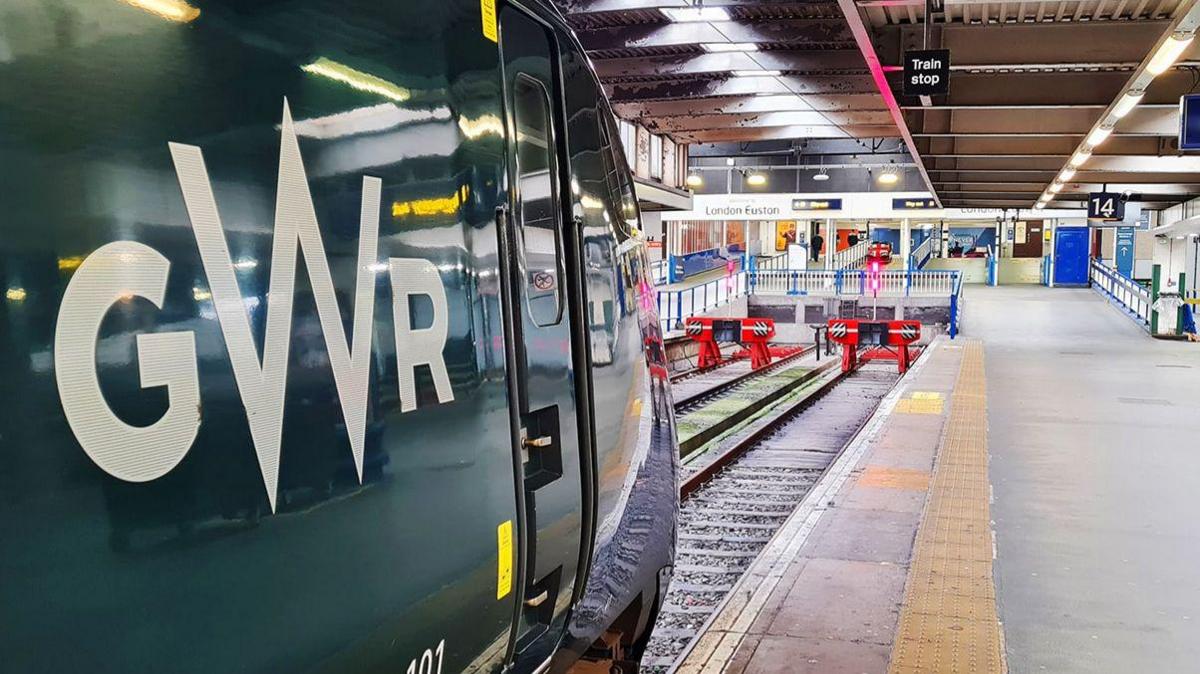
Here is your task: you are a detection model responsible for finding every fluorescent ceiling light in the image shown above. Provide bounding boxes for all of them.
[702,43,759,53]
[746,173,767,186]
[812,171,830,181]
[1069,149,1092,167]
[1147,34,1194,76]
[732,70,782,77]
[1059,167,1076,181]
[121,0,200,22]
[1087,126,1113,147]
[1049,182,1063,193]
[1112,92,1144,119]
[877,172,899,185]
[1035,202,1046,210]
[686,173,703,187]
[661,7,729,21]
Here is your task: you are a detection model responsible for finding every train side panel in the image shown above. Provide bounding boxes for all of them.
[0,1,522,672]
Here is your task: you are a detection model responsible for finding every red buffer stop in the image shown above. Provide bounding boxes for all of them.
[684,317,780,370]
[826,318,922,374]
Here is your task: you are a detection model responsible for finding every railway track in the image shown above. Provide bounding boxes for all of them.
[672,346,812,415]
[642,362,900,672]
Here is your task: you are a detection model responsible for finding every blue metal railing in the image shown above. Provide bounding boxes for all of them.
[656,268,963,332]
[1089,258,1151,331]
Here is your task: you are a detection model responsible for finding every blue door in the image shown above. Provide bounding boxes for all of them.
[1054,226,1090,285]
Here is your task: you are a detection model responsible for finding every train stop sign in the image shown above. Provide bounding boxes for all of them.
[903,49,950,96]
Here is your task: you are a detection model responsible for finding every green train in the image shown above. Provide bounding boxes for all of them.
[0,1,678,672]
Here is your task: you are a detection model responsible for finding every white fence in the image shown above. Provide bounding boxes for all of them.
[750,269,959,297]
[833,240,869,269]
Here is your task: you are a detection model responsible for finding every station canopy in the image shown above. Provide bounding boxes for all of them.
[555,0,1200,211]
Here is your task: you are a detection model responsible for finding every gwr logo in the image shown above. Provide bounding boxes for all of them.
[55,101,455,511]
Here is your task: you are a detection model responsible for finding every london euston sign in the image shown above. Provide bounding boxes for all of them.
[903,49,950,96]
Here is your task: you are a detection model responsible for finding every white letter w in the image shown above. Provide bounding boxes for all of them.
[169,99,380,512]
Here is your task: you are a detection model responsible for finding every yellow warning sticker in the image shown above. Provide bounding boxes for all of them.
[480,0,498,43]
[496,520,513,599]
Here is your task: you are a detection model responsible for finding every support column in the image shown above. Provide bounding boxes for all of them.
[825,217,835,270]
[900,218,912,270]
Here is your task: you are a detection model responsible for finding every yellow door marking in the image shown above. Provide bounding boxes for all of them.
[480,0,498,42]
[497,520,513,599]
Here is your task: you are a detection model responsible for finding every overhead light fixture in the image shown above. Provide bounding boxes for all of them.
[1112,91,1144,119]
[877,170,899,185]
[1035,202,1046,210]
[1049,182,1064,193]
[702,43,759,53]
[732,70,782,77]
[1087,126,1114,147]
[812,171,830,181]
[1069,148,1092,167]
[121,0,200,22]
[1059,167,1076,182]
[746,172,767,186]
[661,7,730,22]
[686,173,703,187]
[1147,34,1194,76]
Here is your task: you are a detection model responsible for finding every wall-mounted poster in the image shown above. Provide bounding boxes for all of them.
[775,220,797,251]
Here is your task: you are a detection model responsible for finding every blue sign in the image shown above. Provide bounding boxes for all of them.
[1181,94,1200,151]
[792,198,843,211]
[1115,227,1135,277]
[893,197,938,209]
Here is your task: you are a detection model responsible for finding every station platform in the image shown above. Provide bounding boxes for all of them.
[675,336,999,674]
[672,285,1200,672]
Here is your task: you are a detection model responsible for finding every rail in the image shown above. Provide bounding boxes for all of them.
[650,258,668,285]
[656,268,964,335]
[833,240,869,269]
[656,271,747,332]
[910,236,934,270]
[1090,259,1151,330]
[755,253,789,271]
[750,269,959,297]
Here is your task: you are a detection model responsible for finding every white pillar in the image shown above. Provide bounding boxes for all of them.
[825,218,835,269]
[900,218,912,270]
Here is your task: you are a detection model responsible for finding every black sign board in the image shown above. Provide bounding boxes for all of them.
[893,197,938,209]
[1087,192,1125,221]
[792,198,843,211]
[903,49,950,96]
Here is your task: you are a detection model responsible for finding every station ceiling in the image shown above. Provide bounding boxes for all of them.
[559,0,1200,211]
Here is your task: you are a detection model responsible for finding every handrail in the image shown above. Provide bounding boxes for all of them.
[655,267,964,333]
[833,240,870,270]
[650,258,669,286]
[1089,258,1151,330]
[911,236,934,270]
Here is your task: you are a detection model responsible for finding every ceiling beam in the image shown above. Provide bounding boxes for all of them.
[642,109,895,133]
[671,124,902,143]
[607,74,879,102]
[575,18,852,51]
[834,0,938,202]
[593,49,867,79]
[612,93,888,118]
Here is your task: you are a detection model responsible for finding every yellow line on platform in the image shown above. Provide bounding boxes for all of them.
[889,340,1005,674]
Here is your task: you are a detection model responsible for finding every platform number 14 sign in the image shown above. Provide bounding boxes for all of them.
[1088,192,1125,221]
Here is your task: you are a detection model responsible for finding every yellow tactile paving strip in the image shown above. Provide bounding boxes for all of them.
[889,340,1005,674]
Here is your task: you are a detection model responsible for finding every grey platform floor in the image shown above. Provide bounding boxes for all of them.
[968,285,1200,672]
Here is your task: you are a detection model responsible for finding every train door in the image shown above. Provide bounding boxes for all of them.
[498,4,586,669]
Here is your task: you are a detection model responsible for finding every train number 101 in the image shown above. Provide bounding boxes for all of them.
[407,639,445,674]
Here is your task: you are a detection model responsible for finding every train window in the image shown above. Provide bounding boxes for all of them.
[513,73,565,326]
